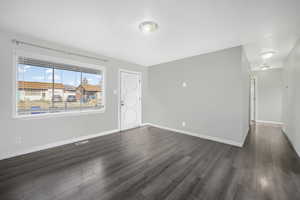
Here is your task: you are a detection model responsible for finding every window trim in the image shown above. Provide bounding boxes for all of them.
[12,50,106,119]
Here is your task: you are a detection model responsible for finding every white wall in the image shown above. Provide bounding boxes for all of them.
[0,30,148,159]
[254,69,283,123]
[146,46,250,146]
[282,38,300,156]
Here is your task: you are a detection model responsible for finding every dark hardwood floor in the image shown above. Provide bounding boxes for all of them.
[0,125,300,200]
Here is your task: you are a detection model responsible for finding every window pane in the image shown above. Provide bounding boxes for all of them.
[17,64,53,115]
[16,57,105,117]
[52,69,81,113]
[80,72,103,110]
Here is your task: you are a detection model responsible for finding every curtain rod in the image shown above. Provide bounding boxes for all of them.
[12,39,109,63]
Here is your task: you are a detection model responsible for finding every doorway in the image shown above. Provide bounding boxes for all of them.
[119,70,142,130]
[250,77,256,124]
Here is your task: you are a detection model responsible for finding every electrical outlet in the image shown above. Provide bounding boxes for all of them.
[182,121,186,127]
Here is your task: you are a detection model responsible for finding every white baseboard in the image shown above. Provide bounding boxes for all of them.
[141,123,151,127]
[281,129,300,158]
[296,148,300,158]
[255,120,284,127]
[293,144,300,158]
[120,124,148,132]
[146,123,243,147]
[241,126,250,146]
[0,128,120,161]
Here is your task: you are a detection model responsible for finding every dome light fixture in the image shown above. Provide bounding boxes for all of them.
[260,64,271,71]
[139,21,159,33]
[261,50,276,60]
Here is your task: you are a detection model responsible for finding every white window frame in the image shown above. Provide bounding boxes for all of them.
[12,50,106,119]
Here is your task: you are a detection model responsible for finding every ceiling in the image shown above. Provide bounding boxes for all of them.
[0,0,300,66]
[243,34,299,71]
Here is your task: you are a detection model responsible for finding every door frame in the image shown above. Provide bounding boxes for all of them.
[250,77,257,123]
[118,69,142,131]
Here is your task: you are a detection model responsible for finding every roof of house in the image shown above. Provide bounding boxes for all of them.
[18,81,101,92]
[79,84,101,92]
[18,81,64,90]
[64,84,77,91]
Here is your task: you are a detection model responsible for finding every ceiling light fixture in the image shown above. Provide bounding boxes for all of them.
[261,50,276,60]
[139,21,159,33]
[260,64,271,71]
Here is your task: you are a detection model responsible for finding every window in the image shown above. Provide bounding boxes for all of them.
[16,56,105,117]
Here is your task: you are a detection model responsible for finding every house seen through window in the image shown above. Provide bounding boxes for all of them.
[16,57,104,116]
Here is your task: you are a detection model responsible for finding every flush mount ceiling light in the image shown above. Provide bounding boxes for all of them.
[139,21,159,33]
[261,50,276,60]
[260,64,271,71]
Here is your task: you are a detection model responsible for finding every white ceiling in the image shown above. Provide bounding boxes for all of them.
[0,0,300,66]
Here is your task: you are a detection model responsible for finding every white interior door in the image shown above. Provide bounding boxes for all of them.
[120,70,141,130]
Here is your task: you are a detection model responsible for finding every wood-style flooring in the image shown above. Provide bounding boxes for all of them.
[0,125,300,200]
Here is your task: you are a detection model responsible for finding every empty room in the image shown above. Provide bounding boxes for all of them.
[0,0,300,199]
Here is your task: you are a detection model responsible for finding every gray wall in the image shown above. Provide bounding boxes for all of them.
[255,69,283,123]
[0,30,252,158]
[0,30,148,159]
[241,50,251,140]
[147,46,250,145]
[282,38,300,156]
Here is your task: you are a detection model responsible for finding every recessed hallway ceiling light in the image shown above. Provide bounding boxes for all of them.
[139,21,159,33]
[261,51,276,60]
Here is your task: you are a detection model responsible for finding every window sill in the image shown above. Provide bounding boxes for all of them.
[13,108,106,120]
